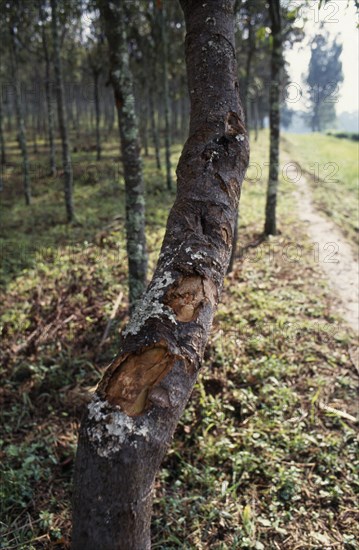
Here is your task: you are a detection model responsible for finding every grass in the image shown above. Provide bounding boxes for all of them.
[282,132,359,248]
[1,130,358,549]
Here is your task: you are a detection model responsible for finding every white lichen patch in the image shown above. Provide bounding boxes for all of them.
[185,247,208,261]
[87,396,150,458]
[191,251,207,260]
[123,270,177,336]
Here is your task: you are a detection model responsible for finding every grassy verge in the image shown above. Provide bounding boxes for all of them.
[282,132,359,248]
[1,131,358,549]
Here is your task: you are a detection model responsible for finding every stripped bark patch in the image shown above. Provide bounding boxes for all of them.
[105,343,175,415]
[221,225,231,245]
[164,276,217,322]
[225,110,245,138]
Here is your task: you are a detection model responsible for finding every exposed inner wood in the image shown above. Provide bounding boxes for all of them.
[164,276,217,322]
[105,344,174,415]
[225,110,244,137]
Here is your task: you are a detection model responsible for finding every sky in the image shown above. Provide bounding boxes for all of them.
[284,0,358,114]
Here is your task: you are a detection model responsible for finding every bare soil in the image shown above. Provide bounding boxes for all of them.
[288,161,359,334]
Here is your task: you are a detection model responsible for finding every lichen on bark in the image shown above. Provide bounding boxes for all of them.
[87,396,151,457]
[99,0,148,306]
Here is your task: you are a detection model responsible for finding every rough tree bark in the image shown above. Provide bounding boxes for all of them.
[40,2,57,177]
[72,1,249,548]
[97,1,147,307]
[9,27,31,205]
[50,0,75,222]
[264,0,281,236]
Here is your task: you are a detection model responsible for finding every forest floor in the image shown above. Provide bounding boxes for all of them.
[0,130,358,549]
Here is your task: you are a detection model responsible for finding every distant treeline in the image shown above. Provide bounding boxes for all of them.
[327,131,359,142]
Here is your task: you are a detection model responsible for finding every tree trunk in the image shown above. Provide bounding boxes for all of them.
[5,100,12,133]
[97,1,148,307]
[93,69,101,161]
[264,0,281,236]
[0,92,6,165]
[141,92,149,157]
[51,0,74,222]
[72,1,249,548]
[253,98,259,141]
[148,82,161,170]
[32,110,38,155]
[172,92,178,139]
[243,18,254,126]
[227,13,254,273]
[10,29,31,205]
[40,5,57,176]
[159,2,172,190]
[0,90,4,191]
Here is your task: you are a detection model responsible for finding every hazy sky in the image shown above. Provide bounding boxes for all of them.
[284,1,358,114]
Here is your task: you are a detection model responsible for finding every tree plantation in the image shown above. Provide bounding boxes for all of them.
[0,1,358,549]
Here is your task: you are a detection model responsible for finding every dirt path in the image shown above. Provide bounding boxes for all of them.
[286,161,359,335]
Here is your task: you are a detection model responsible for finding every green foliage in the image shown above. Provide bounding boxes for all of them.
[1,441,56,511]
[305,33,344,131]
[327,131,359,142]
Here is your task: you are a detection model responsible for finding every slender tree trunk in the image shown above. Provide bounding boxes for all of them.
[159,2,172,190]
[243,20,254,126]
[228,16,253,273]
[264,0,281,236]
[172,93,178,138]
[45,60,57,176]
[107,95,115,135]
[93,69,101,161]
[0,94,5,165]
[0,91,4,191]
[10,29,31,205]
[6,99,12,133]
[72,1,249,548]
[75,95,80,140]
[148,82,161,170]
[97,1,148,307]
[141,93,149,157]
[50,0,74,222]
[40,5,57,177]
[253,98,259,141]
[32,110,38,154]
